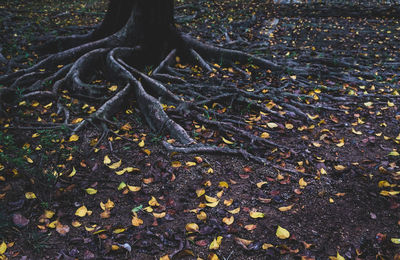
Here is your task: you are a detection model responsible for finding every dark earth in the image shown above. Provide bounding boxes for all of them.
[0,0,399,259]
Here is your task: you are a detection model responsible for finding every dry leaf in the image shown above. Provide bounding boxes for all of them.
[185,223,199,232]
[75,205,88,217]
[222,216,234,225]
[276,226,290,239]
[249,211,264,218]
[108,160,122,169]
[25,192,37,199]
[209,236,222,250]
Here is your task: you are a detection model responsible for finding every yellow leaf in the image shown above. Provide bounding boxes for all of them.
[222,216,234,225]
[228,207,240,214]
[267,122,278,128]
[209,236,223,250]
[256,181,268,188]
[160,255,170,260]
[103,155,111,165]
[262,243,274,250]
[69,135,79,142]
[389,150,400,156]
[108,160,122,169]
[276,226,290,239]
[75,205,88,217]
[260,132,270,138]
[71,220,81,227]
[364,101,373,107]
[378,181,391,188]
[222,137,234,144]
[127,185,141,192]
[278,204,294,212]
[197,211,207,221]
[25,192,37,199]
[285,123,294,129]
[352,128,362,135]
[138,140,145,148]
[208,253,219,260]
[115,169,126,175]
[336,138,345,147]
[0,241,7,254]
[334,165,346,171]
[196,189,205,197]
[143,149,151,155]
[391,238,400,244]
[249,211,264,218]
[205,195,218,203]
[44,210,55,219]
[71,118,83,124]
[68,167,76,177]
[185,161,196,167]
[185,223,199,232]
[312,142,321,147]
[108,85,118,91]
[299,178,308,188]
[224,199,233,206]
[218,181,229,188]
[125,167,140,172]
[132,215,143,226]
[32,133,40,138]
[171,161,181,168]
[207,168,214,174]
[206,200,219,207]
[149,196,160,207]
[25,156,33,163]
[85,188,97,195]
[334,252,345,260]
[307,114,319,120]
[113,228,125,234]
[48,220,58,228]
[153,212,166,218]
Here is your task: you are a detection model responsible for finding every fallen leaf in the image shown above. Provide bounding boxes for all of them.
[205,200,219,207]
[276,226,290,239]
[185,223,199,232]
[25,192,37,199]
[197,211,207,221]
[113,228,125,234]
[108,160,122,169]
[209,236,223,250]
[249,211,264,218]
[334,165,346,171]
[218,181,229,188]
[138,140,145,147]
[245,224,257,231]
[104,155,111,165]
[75,205,88,217]
[69,135,79,142]
[222,136,234,144]
[222,216,234,225]
[228,207,240,214]
[262,243,274,250]
[56,222,70,236]
[205,195,218,203]
[68,167,77,177]
[278,204,294,212]
[85,188,97,195]
[299,178,308,188]
[0,241,6,254]
[149,196,160,207]
[132,215,143,226]
[391,238,400,244]
[171,161,181,168]
[267,122,278,128]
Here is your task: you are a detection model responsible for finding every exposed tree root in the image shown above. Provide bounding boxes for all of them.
[1,8,391,173]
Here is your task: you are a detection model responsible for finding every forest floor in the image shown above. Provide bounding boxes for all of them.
[0,0,399,259]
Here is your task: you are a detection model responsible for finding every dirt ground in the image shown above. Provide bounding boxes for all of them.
[0,1,399,259]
